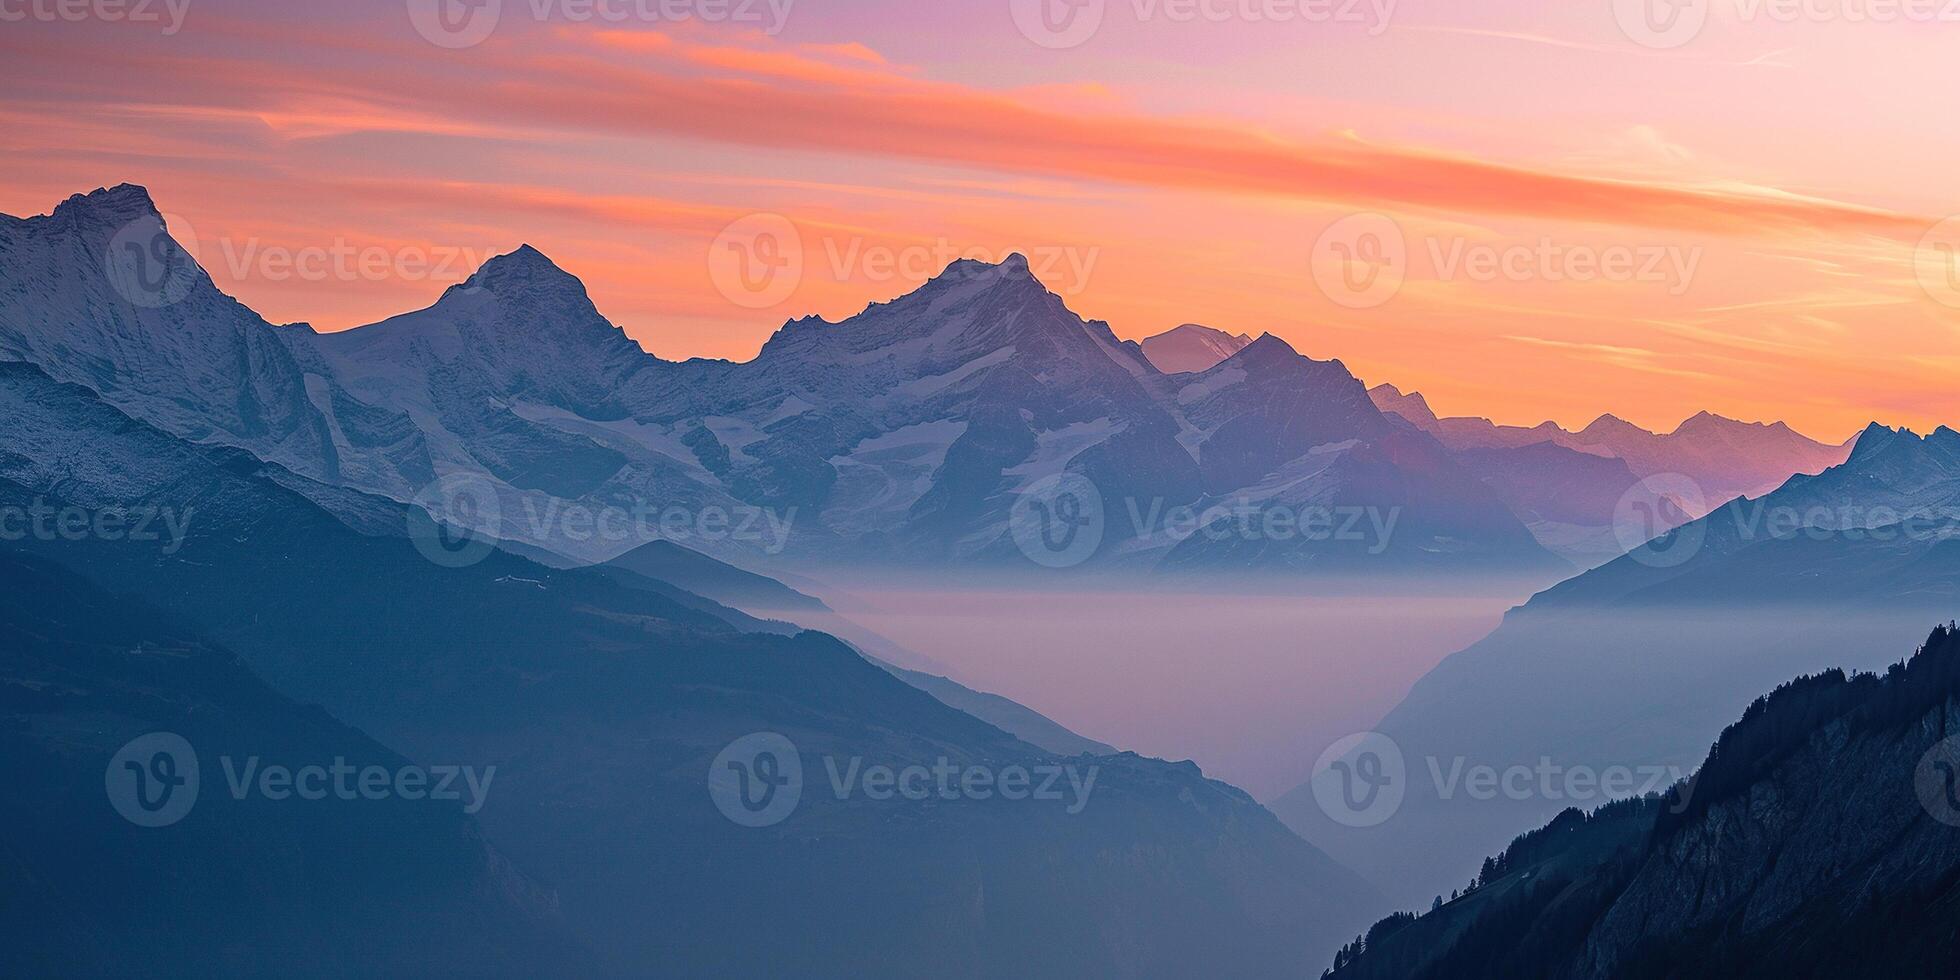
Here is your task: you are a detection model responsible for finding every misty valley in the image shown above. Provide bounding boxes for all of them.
[6,4,1960,978]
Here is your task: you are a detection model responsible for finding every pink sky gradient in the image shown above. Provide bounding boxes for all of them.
[3,0,1956,440]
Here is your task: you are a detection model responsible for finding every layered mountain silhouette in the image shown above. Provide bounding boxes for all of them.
[4,183,1933,975]
[0,357,1385,975]
[1368,383,1852,566]
[1,187,1563,579]
[1276,422,1960,907]
[1325,625,1960,979]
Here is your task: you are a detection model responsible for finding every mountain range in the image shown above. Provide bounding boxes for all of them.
[1368,384,1853,567]
[2,182,1937,974]
[3,186,1577,580]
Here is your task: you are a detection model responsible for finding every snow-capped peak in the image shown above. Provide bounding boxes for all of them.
[1140,323,1255,374]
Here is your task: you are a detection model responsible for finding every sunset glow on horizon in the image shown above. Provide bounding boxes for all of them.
[5,0,1956,441]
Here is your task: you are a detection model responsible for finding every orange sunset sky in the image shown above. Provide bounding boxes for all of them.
[3,0,1956,441]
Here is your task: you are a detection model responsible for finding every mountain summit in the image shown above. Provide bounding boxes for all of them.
[46,182,164,228]
[1141,323,1255,373]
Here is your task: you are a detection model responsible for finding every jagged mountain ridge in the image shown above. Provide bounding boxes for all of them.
[0,185,1561,577]
[1368,382,1853,567]
[1369,383,1852,505]
[0,185,438,496]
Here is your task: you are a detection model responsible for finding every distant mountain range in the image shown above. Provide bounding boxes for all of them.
[1369,383,1853,567]
[1325,625,1960,979]
[1276,422,1960,907]
[2,186,1573,580]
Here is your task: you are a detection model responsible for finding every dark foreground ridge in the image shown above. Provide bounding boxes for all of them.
[1328,624,1960,980]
